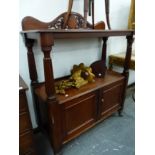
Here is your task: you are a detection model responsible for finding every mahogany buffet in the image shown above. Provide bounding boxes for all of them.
[21,13,134,154]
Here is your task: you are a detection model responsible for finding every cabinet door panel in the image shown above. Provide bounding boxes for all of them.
[63,92,97,140]
[101,83,123,117]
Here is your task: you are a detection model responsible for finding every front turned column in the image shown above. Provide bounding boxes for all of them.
[119,35,134,116]
[40,33,55,97]
[40,33,63,154]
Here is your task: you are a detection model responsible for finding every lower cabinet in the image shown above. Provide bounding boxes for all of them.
[61,81,124,143]
[34,72,125,153]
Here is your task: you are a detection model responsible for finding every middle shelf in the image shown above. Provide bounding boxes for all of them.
[35,70,124,104]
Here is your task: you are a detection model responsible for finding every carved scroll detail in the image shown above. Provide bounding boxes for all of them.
[74,15,86,29]
[48,17,65,30]
[22,12,105,31]
[48,12,92,30]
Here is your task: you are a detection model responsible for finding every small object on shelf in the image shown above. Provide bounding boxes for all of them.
[65,94,69,97]
[98,73,102,77]
[90,60,107,78]
[71,63,95,83]
[55,80,75,94]
[71,69,88,88]
[55,63,95,94]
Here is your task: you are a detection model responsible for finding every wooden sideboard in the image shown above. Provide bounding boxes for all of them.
[19,76,36,155]
[21,14,134,154]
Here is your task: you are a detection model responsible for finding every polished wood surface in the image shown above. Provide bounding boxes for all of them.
[21,13,134,154]
[19,76,36,155]
[21,29,134,40]
[22,12,104,31]
[35,70,124,103]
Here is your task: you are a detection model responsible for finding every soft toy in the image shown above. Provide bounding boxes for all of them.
[55,63,95,94]
[70,69,88,88]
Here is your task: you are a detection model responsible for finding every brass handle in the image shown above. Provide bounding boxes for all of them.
[101,98,104,102]
[51,116,54,125]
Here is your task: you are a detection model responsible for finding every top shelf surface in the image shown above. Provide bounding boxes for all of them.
[21,29,134,39]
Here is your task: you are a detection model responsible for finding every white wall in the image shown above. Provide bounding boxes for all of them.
[19,0,134,128]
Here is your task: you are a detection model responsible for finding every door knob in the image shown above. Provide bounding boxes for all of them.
[101,98,104,102]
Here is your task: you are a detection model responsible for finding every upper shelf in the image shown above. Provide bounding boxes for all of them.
[21,29,134,40]
[21,14,134,40]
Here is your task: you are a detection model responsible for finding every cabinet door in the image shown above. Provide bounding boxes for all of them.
[62,92,97,142]
[100,82,123,119]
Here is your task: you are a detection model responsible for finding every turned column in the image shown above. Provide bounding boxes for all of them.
[90,37,108,78]
[123,35,134,75]
[25,38,38,84]
[40,32,63,154]
[119,34,134,116]
[25,37,42,128]
[40,33,55,97]
[101,37,108,62]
